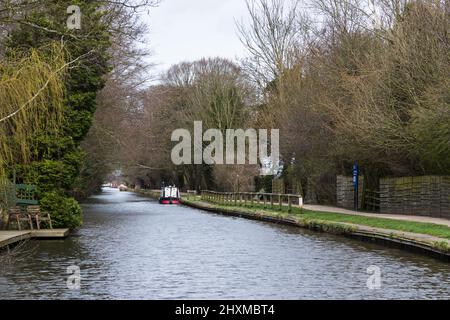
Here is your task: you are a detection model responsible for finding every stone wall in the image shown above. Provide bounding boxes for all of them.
[336,175,364,210]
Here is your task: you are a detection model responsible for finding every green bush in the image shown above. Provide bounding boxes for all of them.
[24,160,71,193]
[40,191,82,229]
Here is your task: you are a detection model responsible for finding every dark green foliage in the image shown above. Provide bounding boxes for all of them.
[254,175,273,193]
[7,1,112,228]
[63,109,94,141]
[24,160,72,193]
[40,191,82,229]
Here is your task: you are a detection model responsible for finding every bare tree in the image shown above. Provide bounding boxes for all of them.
[237,0,306,87]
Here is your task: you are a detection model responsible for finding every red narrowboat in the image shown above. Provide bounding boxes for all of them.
[159,186,181,204]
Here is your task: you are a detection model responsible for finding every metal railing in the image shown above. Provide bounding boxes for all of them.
[201,190,303,213]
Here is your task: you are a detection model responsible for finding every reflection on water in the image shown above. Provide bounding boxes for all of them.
[0,188,449,299]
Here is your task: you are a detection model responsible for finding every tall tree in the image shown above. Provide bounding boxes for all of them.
[1,1,143,227]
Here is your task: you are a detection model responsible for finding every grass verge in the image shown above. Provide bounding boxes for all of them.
[185,197,450,240]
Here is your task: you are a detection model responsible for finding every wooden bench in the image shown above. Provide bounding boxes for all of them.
[15,184,39,206]
[7,206,33,230]
[5,184,52,230]
[26,205,52,230]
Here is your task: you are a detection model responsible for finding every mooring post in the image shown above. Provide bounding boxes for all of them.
[298,195,303,208]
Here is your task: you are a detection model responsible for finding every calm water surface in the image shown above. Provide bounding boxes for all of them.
[0,188,449,299]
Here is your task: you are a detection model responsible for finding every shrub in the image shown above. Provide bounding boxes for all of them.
[39,191,82,229]
[23,160,73,194]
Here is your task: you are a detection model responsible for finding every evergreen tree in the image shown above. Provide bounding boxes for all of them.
[7,1,111,228]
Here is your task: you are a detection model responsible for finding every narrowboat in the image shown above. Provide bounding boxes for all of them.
[159,186,181,204]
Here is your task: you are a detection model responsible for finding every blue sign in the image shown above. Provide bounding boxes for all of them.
[353,162,359,211]
[353,163,359,187]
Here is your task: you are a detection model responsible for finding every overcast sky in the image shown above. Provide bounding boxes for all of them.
[140,0,250,77]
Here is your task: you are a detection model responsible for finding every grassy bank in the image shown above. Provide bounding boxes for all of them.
[184,197,450,241]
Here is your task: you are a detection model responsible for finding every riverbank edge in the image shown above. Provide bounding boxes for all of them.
[134,189,450,262]
[0,229,70,250]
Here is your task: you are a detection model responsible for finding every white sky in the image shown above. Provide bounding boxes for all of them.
[140,0,250,77]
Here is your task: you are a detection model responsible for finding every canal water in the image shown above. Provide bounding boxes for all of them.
[0,188,449,299]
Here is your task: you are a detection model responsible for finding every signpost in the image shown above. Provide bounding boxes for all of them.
[353,162,359,211]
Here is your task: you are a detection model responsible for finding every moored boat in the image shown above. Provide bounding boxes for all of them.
[159,186,180,204]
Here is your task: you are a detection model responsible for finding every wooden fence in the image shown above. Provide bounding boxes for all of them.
[380,176,450,219]
[201,190,303,213]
